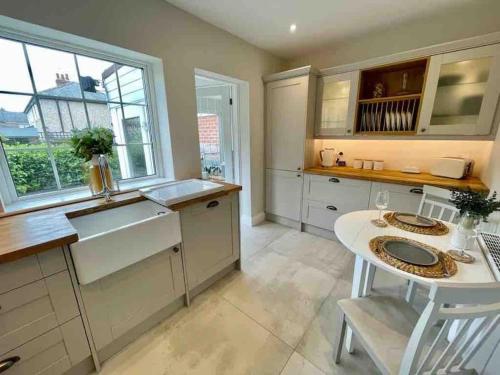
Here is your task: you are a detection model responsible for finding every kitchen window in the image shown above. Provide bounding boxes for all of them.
[0,33,164,206]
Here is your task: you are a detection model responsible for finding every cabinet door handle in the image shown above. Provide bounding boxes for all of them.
[297,167,302,171]
[173,247,180,253]
[297,174,302,177]
[207,200,219,208]
[329,178,340,183]
[410,188,424,194]
[326,205,337,211]
[0,357,20,373]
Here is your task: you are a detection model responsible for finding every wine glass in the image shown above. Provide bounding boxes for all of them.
[372,190,389,227]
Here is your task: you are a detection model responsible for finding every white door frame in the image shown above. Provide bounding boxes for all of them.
[194,68,251,220]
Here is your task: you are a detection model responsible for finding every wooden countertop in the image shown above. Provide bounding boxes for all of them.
[304,166,489,192]
[0,181,241,264]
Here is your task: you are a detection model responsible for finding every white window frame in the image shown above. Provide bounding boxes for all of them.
[0,15,174,207]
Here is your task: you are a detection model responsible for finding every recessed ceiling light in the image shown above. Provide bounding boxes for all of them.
[289,24,297,33]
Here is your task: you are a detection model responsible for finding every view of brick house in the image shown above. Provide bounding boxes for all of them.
[198,114,220,145]
[197,113,222,172]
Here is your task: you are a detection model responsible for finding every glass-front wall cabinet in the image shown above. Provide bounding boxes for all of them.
[419,45,500,135]
[315,71,359,136]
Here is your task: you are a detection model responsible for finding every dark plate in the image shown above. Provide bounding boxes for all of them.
[394,212,437,228]
[382,239,439,266]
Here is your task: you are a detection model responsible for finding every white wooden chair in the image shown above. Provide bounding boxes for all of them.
[334,282,500,375]
[406,186,460,303]
[417,185,459,224]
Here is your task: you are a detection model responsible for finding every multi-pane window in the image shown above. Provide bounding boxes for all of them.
[0,36,156,199]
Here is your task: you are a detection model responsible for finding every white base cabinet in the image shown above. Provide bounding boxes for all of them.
[0,248,90,375]
[302,174,371,231]
[79,246,185,351]
[266,169,303,222]
[180,193,240,290]
[299,174,425,232]
[369,182,423,213]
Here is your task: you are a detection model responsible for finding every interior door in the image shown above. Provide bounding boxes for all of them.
[266,76,308,171]
[315,71,359,136]
[196,83,234,182]
[418,44,500,135]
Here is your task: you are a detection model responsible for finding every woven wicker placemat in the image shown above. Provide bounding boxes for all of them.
[384,212,449,236]
[369,236,457,278]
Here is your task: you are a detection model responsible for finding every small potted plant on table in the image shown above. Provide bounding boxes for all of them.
[70,128,115,195]
[449,189,500,262]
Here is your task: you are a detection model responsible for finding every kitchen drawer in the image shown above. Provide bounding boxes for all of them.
[0,248,67,295]
[37,248,67,277]
[303,174,371,212]
[0,256,42,295]
[302,200,342,231]
[369,182,423,213]
[0,326,71,375]
[0,271,79,355]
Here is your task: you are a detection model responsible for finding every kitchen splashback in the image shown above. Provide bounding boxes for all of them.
[314,139,493,177]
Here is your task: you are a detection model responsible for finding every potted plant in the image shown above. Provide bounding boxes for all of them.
[449,189,500,258]
[70,128,115,194]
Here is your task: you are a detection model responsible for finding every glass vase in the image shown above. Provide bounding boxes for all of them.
[88,154,113,195]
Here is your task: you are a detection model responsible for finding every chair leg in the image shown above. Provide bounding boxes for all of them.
[406,280,418,304]
[334,311,347,364]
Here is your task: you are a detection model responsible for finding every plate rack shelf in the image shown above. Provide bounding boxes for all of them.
[355,58,429,135]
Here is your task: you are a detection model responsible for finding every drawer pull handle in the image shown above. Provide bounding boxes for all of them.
[173,247,180,253]
[329,178,340,183]
[207,200,219,208]
[326,205,337,211]
[410,188,423,194]
[297,174,302,178]
[0,357,20,373]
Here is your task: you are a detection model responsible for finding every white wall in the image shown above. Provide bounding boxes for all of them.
[0,0,284,219]
[286,0,500,69]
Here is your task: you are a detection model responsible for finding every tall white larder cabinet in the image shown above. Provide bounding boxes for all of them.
[264,67,317,223]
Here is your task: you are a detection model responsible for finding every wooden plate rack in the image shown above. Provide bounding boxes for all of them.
[355,58,429,135]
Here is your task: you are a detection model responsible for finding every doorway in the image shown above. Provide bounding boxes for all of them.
[195,74,236,182]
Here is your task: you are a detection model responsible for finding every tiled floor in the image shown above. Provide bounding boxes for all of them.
[97,221,412,375]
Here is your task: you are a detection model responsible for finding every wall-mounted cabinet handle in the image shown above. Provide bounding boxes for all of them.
[207,200,219,208]
[0,357,20,373]
[326,205,337,211]
[410,188,424,194]
[329,178,340,183]
[173,247,180,253]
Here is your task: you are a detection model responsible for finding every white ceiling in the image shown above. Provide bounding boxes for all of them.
[166,0,475,58]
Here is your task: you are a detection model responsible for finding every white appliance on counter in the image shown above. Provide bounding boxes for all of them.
[430,157,474,179]
[319,148,337,167]
[140,179,224,206]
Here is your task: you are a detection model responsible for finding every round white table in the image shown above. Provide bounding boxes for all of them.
[334,210,496,352]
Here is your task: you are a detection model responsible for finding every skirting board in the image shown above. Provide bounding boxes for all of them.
[265,213,301,230]
[265,214,338,241]
[241,211,266,226]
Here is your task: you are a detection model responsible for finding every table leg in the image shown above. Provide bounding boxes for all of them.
[346,255,368,353]
[363,262,376,296]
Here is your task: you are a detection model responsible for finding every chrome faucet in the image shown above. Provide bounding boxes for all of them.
[94,154,119,202]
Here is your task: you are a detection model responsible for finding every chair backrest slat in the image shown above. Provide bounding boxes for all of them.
[417,185,459,224]
[400,281,500,375]
[444,317,493,372]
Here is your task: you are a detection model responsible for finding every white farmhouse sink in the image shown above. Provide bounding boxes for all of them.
[69,200,181,285]
[140,179,224,206]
